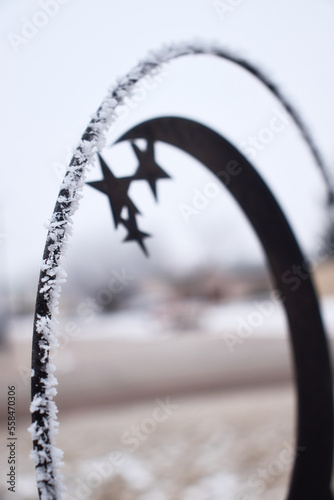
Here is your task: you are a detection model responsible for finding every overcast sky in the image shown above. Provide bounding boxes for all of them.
[1,0,334,296]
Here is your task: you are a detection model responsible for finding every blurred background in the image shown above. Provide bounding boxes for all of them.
[0,0,334,499]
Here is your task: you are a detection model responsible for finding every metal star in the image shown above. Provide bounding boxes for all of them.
[132,141,171,200]
[120,211,151,257]
[87,154,139,228]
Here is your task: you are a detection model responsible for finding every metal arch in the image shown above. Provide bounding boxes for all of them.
[30,41,334,498]
[117,116,334,500]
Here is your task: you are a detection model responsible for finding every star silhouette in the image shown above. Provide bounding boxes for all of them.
[132,141,171,200]
[87,154,139,228]
[120,211,151,257]
[87,144,171,256]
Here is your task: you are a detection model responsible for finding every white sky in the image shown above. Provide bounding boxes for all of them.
[1,0,334,294]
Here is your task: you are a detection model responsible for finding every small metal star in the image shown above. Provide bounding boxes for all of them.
[132,141,171,200]
[120,211,151,257]
[87,154,139,228]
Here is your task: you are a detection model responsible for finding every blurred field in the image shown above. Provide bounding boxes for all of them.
[0,260,333,499]
[0,385,295,500]
[0,327,333,499]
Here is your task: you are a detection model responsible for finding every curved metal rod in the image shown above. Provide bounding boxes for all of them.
[196,45,334,204]
[30,42,333,499]
[118,116,334,500]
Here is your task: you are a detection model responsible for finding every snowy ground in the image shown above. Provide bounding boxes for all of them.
[1,293,333,499]
[1,385,295,500]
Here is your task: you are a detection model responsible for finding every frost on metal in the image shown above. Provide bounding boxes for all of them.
[30,41,333,499]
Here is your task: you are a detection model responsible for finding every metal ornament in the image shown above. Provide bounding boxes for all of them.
[87,141,171,255]
[117,116,334,500]
[30,42,334,500]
